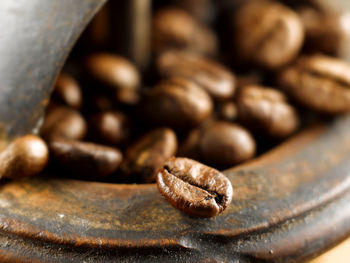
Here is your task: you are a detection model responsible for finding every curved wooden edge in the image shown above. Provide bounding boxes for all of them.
[1,116,350,262]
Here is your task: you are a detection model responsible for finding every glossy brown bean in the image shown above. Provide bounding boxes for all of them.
[49,138,122,180]
[237,85,299,138]
[88,111,130,146]
[86,53,140,90]
[279,55,350,114]
[157,50,236,100]
[152,8,217,55]
[53,73,82,109]
[121,128,177,183]
[234,1,304,69]
[40,106,87,141]
[156,157,233,217]
[198,121,256,168]
[141,77,213,130]
[0,135,48,179]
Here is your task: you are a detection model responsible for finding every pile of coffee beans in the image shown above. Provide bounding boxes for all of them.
[1,0,350,217]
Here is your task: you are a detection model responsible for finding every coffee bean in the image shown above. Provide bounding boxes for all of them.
[217,101,237,122]
[156,157,233,217]
[40,106,87,141]
[49,138,122,180]
[237,85,299,138]
[297,5,344,55]
[121,128,177,183]
[152,8,217,55]
[141,77,213,130]
[234,1,304,69]
[88,111,130,146]
[279,55,350,114]
[157,50,236,100]
[86,53,140,90]
[198,121,256,168]
[177,128,202,160]
[53,73,82,109]
[0,135,48,179]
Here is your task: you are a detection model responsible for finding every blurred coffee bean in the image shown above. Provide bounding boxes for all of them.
[237,85,299,137]
[198,121,256,168]
[88,111,130,146]
[157,50,236,100]
[152,8,217,55]
[40,106,87,141]
[0,135,48,179]
[50,138,122,180]
[177,128,201,160]
[53,73,82,109]
[297,6,344,55]
[141,77,213,130]
[168,0,212,22]
[85,94,114,113]
[86,53,140,92]
[236,73,263,90]
[121,128,177,183]
[156,157,233,217]
[279,55,350,114]
[217,102,237,122]
[234,0,304,69]
[115,89,140,106]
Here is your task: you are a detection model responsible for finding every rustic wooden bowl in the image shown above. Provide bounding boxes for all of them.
[1,1,350,262]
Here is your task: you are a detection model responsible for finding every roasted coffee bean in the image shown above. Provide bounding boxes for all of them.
[40,106,87,141]
[198,121,256,168]
[152,8,217,55]
[168,0,212,22]
[237,85,299,137]
[0,135,48,179]
[297,5,345,55]
[157,50,236,100]
[88,111,130,146]
[121,128,177,183]
[279,55,350,114]
[156,157,233,217]
[217,101,237,122]
[177,128,202,160]
[53,73,82,109]
[234,1,304,69]
[86,53,140,91]
[49,138,122,180]
[141,77,213,130]
[115,89,140,106]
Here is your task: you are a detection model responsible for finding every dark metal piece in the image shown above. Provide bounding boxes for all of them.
[1,115,350,262]
[109,0,151,70]
[0,0,106,142]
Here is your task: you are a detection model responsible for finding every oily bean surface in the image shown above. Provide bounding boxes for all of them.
[121,128,177,183]
[0,135,48,179]
[152,8,217,55]
[234,1,304,69]
[50,138,122,180]
[53,73,82,109]
[40,106,87,141]
[156,157,233,218]
[199,121,256,168]
[157,50,236,100]
[86,53,140,90]
[279,55,350,114]
[88,111,130,146]
[141,77,213,130]
[237,85,299,138]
